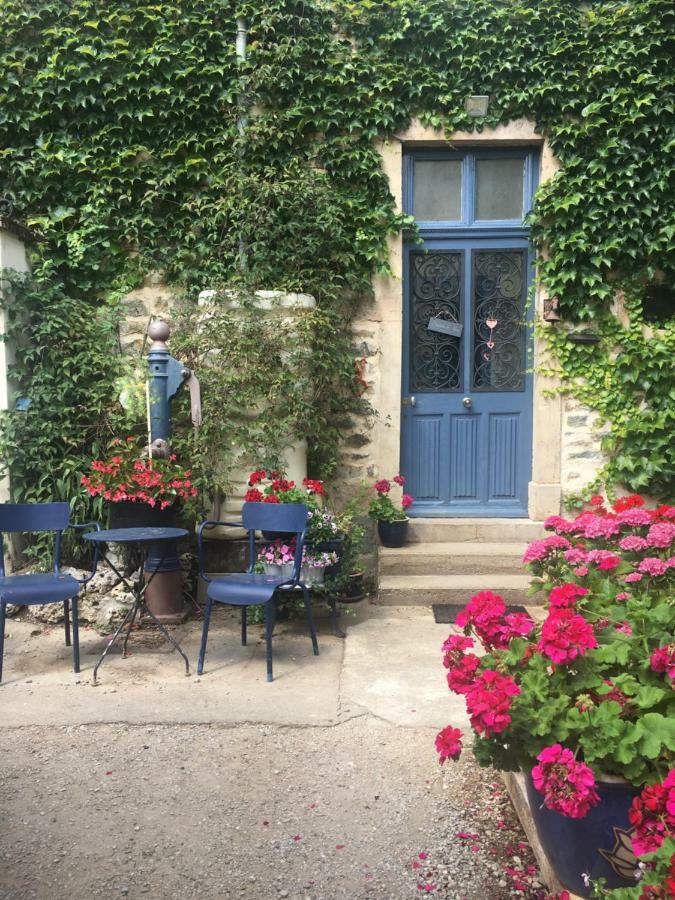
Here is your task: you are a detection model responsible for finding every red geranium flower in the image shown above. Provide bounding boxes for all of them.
[628,769,675,856]
[538,608,597,665]
[532,744,600,819]
[435,726,463,764]
[465,670,520,735]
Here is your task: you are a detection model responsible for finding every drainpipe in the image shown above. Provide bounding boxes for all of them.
[236,17,248,271]
[236,17,248,135]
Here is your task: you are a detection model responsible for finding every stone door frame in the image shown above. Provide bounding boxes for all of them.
[370,118,563,520]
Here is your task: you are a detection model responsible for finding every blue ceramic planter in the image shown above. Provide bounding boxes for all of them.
[524,771,640,896]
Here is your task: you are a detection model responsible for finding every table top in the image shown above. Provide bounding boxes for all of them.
[83,527,189,544]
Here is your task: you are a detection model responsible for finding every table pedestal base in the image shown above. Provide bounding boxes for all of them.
[93,596,191,684]
[143,570,190,623]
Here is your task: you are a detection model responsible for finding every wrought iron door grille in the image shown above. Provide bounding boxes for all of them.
[410,251,463,392]
[471,249,526,391]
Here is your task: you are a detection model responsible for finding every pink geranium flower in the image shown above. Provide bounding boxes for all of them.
[618,535,648,552]
[638,557,669,577]
[538,608,597,665]
[548,583,589,608]
[544,515,572,532]
[532,744,600,819]
[523,535,571,563]
[465,670,520,735]
[650,644,675,681]
[564,548,588,564]
[393,474,406,487]
[616,509,653,527]
[646,522,675,549]
[435,726,463,764]
[442,634,480,695]
[586,549,621,570]
[374,479,391,493]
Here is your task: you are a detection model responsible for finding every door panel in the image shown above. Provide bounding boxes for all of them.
[409,252,463,392]
[450,415,479,500]
[401,239,533,517]
[489,414,519,499]
[412,416,442,499]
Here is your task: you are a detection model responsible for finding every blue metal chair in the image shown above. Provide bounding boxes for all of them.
[0,503,100,682]
[197,502,319,682]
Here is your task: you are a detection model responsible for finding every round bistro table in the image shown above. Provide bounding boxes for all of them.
[83,527,190,683]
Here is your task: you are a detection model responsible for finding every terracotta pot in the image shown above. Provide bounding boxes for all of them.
[377,518,409,548]
[524,770,640,896]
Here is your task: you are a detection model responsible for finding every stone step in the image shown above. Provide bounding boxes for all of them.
[379,541,527,576]
[378,573,538,606]
[407,517,544,543]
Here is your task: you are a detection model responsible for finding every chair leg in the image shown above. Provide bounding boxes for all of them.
[301,586,319,656]
[0,601,5,683]
[241,606,247,646]
[264,601,274,683]
[70,597,80,674]
[197,597,213,676]
[63,600,71,647]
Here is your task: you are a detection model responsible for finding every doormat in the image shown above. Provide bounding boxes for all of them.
[432,603,527,624]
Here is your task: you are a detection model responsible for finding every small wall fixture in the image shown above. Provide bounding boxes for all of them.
[543,297,561,323]
[567,331,601,345]
[465,95,489,117]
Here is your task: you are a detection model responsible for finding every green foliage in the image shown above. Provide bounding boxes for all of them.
[0,267,124,558]
[456,499,675,786]
[0,0,673,519]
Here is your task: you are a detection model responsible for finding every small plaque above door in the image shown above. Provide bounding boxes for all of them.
[427,317,463,338]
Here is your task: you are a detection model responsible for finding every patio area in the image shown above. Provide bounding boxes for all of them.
[0,604,546,899]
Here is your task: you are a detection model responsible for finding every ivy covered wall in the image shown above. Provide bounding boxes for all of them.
[0,0,673,514]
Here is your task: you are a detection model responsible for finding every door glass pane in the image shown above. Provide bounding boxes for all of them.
[471,250,526,391]
[475,158,524,220]
[413,160,462,220]
[410,251,463,392]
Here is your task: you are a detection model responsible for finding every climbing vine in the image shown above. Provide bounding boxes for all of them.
[0,0,673,512]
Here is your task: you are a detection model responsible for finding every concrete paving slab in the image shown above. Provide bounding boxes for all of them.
[0,607,343,727]
[340,605,470,731]
[1,604,469,733]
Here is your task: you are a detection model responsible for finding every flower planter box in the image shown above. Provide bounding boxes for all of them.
[261,562,325,586]
[523,770,639,896]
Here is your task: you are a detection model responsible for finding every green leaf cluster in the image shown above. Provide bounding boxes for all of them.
[0,0,673,530]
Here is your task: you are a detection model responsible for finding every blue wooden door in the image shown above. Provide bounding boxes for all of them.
[400,150,537,517]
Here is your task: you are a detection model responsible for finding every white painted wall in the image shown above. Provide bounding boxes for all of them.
[0,223,30,505]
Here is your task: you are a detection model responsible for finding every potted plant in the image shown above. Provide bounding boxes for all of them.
[255,538,338,586]
[367,474,413,547]
[244,469,327,539]
[435,494,675,897]
[82,436,197,527]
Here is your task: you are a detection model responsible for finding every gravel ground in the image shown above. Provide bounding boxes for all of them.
[0,718,548,900]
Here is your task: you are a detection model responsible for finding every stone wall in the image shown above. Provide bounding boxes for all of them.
[560,399,610,498]
[118,271,174,353]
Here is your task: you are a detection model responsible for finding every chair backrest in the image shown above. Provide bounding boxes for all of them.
[241,502,308,535]
[0,502,70,534]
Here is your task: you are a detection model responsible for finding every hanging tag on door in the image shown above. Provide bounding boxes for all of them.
[427,317,463,337]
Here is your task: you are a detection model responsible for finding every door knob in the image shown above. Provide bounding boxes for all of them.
[402,396,417,407]
[462,397,473,409]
